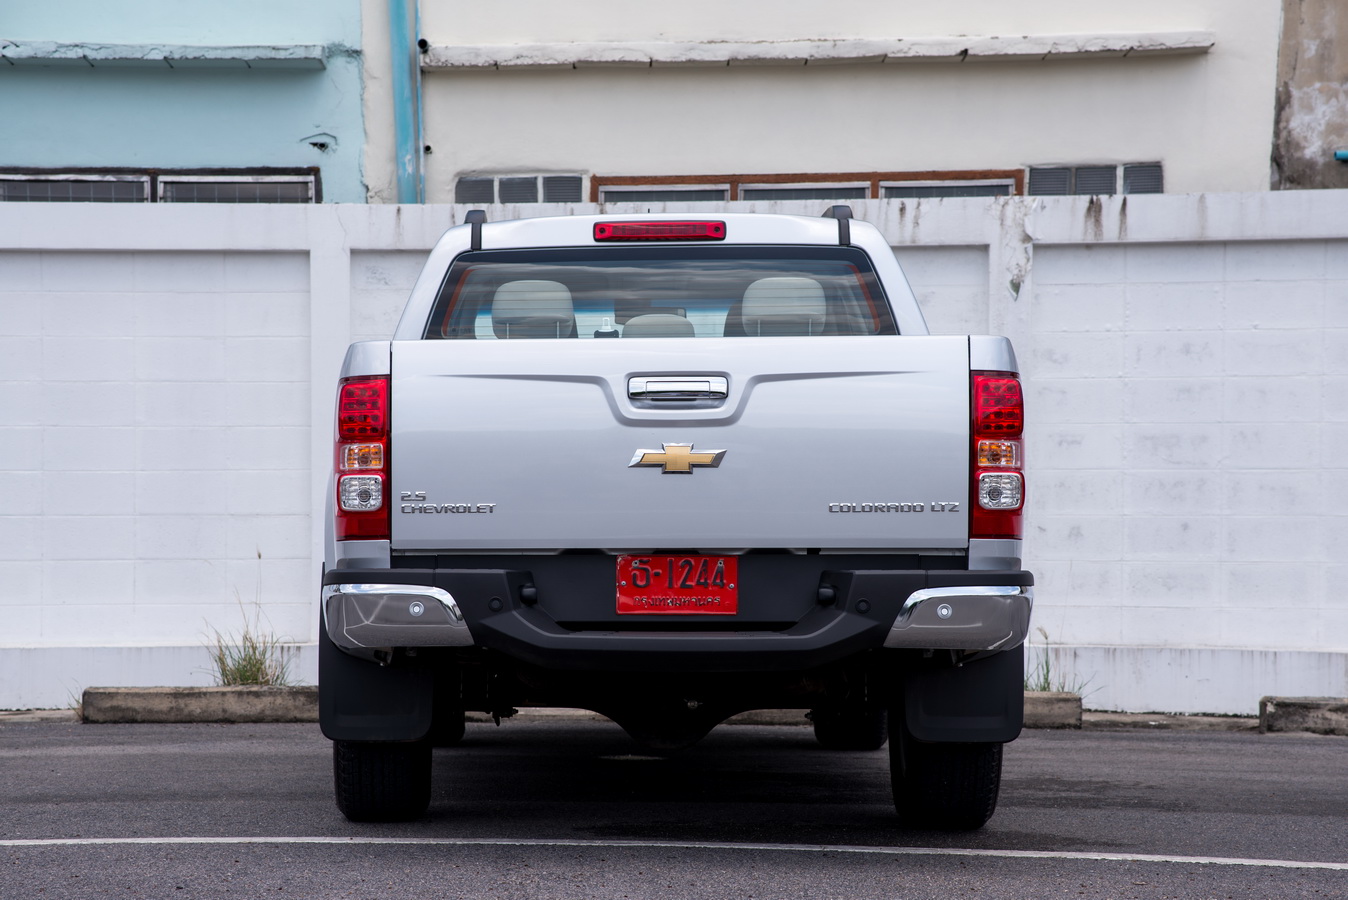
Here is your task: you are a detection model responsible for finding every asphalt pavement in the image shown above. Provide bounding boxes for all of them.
[1,717,1345,898]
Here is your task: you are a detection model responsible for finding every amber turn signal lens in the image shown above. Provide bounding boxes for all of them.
[977,440,1021,467]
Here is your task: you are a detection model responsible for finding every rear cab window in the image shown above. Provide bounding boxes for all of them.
[422,246,897,339]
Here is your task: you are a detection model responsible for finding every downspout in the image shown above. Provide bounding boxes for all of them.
[388,0,424,203]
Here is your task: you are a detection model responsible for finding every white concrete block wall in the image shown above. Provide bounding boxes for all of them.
[893,246,990,335]
[1020,232,1348,711]
[1,195,1345,713]
[0,245,316,703]
[350,251,428,342]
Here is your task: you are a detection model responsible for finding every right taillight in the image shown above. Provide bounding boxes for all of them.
[971,372,1024,540]
[335,375,389,541]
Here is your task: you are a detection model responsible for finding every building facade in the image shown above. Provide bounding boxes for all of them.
[361,0,1347,204]
[2,0,367,203]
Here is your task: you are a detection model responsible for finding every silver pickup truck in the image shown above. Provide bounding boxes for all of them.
[319,208,1032,830]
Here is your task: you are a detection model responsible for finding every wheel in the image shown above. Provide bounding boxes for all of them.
[810,707,888,751]
[889,719,1002,830]
[332,739,432,822]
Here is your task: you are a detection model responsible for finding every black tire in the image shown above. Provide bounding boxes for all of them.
[810,707,888,751]
[333,739,432,822]
[889,721,1002,831]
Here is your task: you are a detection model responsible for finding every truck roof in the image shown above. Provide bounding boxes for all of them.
[465,211,852,250]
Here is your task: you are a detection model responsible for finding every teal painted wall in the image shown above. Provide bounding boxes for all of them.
[1,1,367,202]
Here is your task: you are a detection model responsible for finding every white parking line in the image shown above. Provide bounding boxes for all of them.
[2,836,1346,871]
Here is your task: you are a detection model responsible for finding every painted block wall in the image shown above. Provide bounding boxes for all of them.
[0,192,1345,713]
[0,250,314,650]
[1,0,366,202]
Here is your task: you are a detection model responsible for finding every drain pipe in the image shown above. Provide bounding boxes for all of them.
[388,0,424,203]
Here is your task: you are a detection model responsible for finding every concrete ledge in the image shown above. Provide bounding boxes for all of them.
[0,709,80,724]
[1259,696,1348,736]
[1084,711,1258,732]
[82,686,318,724]
[1024,691,1083,729]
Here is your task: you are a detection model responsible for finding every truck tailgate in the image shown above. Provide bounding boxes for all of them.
[390,336,971,551]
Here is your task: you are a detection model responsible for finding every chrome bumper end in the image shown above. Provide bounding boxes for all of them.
[883,585,1034,651]
[322,583,475,651]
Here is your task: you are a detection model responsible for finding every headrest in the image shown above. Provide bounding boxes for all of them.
[622,314,696,338]
[491,280,575,338]
[740,277,827,336]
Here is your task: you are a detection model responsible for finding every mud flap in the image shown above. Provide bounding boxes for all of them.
[903,645,1024,743]
[319,615,434,742]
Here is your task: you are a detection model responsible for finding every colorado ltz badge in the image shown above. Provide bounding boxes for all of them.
[629,443,726,474]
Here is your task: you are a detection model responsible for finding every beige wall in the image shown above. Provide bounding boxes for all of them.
[422,0,1231,44]
[383,0,1283,202]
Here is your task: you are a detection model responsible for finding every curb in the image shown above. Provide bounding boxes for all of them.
[81,686,318,724]
[1083,710,1258,732]
[9,689,1328,736]
[1024,691,1082,729]
[1259,696,1348,736]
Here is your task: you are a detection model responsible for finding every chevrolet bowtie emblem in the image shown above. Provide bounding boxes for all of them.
[629,442,726,474]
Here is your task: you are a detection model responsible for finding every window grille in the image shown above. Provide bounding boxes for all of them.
[456,175,586,204]
[739,185,869,201]
[158,177,313,204]
[0,170,319,203]
[1029,164,1162,196]
[1123,164,1164,194]
[498,177,539,203]
[0,176,149,203]
[455,178,495,203]
[600,187,730,203]
[882,181,1013,199]
[542,176,583,203]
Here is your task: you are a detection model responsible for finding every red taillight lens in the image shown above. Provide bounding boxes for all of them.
[971,371,1024,541]
[594,221,726,241]
[973,375,1023,435]
[335,375,390,541]
[338,378,388,439]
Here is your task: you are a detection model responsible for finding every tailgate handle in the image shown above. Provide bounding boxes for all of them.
[628,376,728,401]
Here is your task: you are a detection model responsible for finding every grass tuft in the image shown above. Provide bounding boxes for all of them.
[208,625,291,687]
[1024,626,1095,695]
[206,550,292,687]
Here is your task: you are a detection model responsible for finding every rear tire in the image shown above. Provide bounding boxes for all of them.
[889,719,1001,830]
[810,707,888,751]
[333,739,432,822]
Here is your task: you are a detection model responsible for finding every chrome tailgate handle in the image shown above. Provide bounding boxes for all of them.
[628,376,728,401]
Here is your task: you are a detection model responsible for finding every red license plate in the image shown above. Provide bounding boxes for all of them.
[616,555,739,615]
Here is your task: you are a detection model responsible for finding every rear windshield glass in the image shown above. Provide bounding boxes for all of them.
[422,246,897,339]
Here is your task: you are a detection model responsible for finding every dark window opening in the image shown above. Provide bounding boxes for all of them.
[883,182,1013,199]
[0,168,320,203]
[740,186,869,201]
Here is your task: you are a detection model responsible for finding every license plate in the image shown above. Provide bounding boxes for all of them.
[616,555,739,615]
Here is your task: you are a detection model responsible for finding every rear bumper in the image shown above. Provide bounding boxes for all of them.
[322,582,474,652]
[321,560,1033,671]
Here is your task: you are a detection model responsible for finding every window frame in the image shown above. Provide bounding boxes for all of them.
[0,167,322,203]
[421,245,898,341]
[591,170,1026,202]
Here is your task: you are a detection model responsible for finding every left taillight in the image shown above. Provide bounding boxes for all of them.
[335,375,389,541]
[970,371,1024,541]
